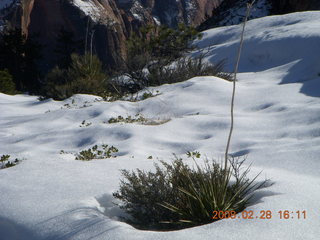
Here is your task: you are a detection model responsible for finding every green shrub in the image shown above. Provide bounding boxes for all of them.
[0,28,42,93]
[113,155,265,230]
[0,69,16,94]
[67,53,107,93]
[115,24,220,91]
[119,43,232,90]
[79,120,92,127]
[147,56,232,86]
[127,24,201,62]
[141,92,155,100]
[107,114,146,124]
[43,67,69,100]
[43,53,108,100]
[106,114,170,125]
[75,144,118,161]
[0,155,20,169]
[186,151,201,159]
[107,24,230,96]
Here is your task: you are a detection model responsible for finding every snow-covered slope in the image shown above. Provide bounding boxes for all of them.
[1,11,320,240]
[198,11,320,97]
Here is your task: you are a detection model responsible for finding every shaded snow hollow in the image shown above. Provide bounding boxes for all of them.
[1,11,320,240]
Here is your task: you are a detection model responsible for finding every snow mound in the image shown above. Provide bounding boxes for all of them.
[197,11,320,97]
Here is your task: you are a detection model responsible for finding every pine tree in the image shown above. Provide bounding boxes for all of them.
[0,28,42,93]
[43,53,107,100]
[120,24,202,88]
[54,27,83,69]
[0,69,16,94]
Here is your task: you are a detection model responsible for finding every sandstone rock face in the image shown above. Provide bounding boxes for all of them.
[1,0,221,70]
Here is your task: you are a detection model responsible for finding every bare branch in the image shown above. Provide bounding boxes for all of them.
[225,1,255,168]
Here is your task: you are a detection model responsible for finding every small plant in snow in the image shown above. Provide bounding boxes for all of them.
[107,114,147,124]
[61,100,92,110]
[102,92,122,102]
[75,144,118,161]
[186,151,201,158]
[107,114,170,125]
[0,155,20,169]
[61,103,71,109]
[79,120,92,127]
[141,91,159,100]
[79,101,93,108]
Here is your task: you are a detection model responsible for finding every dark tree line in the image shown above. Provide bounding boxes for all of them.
[54,27,84,70]
[0,29,42,93]
[0,27,83,94]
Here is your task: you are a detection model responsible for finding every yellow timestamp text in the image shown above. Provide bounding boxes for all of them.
[212,210,307,220]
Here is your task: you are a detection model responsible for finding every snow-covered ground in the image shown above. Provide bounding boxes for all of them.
[1,11,320,240]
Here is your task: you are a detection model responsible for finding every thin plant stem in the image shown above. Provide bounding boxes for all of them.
[224,1,256,168]
[90,30,95,67]
[85,17,90,54]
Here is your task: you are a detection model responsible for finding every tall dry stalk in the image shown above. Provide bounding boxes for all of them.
[224,1,256,168]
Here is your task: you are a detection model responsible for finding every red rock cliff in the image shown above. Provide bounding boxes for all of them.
[4,0,220,69]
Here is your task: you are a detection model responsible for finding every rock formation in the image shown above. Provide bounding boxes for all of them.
[1,0,221,70]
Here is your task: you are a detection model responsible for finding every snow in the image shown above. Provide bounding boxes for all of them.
[128,0,144,21]
[1,11,320,240]
[153,16,161,25]
[72,0,103,22]
[71,0,118,26]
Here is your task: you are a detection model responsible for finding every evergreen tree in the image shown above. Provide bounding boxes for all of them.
[24,33,43,92]
[0,28,42,93]
[67,53,106,94]
[54,27,83,69]
[43,53,107,100]
[0,69,16,94]
[120,24,202,88]
[0,29,25,91]
[127,24,201,62]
